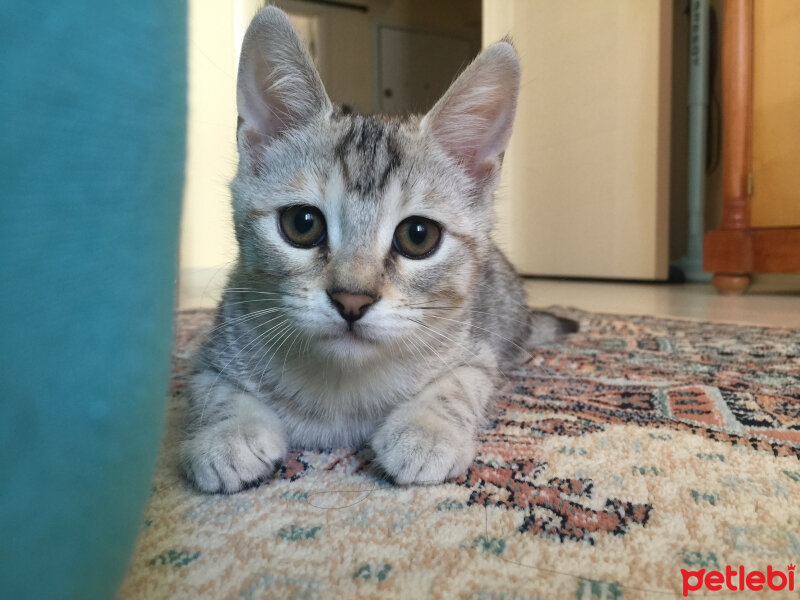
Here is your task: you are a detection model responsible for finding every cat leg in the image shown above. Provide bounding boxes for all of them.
[371,365,495,485]
[180,370,288,493]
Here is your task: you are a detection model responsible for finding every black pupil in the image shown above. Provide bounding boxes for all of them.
[295,211,315,234]
[408,222,427,246]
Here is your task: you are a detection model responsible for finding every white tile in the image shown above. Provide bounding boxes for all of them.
[524,276,800,327]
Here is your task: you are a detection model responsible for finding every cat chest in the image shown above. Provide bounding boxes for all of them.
[262,361,424,447]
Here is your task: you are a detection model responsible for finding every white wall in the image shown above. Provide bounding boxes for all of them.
[484,0,673,280]
[179,1,242,307]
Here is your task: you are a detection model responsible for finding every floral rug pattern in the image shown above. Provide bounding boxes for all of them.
[119,309,800,599]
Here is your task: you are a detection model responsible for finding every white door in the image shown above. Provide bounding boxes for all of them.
[484,0,673,280]
[378,27,474,114]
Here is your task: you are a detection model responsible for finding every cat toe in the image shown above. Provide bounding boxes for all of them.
[181,421,287,494]
[371,418,475,485]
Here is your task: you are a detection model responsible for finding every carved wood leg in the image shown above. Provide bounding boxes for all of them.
[703,0,754,294]
[711,273,751,294]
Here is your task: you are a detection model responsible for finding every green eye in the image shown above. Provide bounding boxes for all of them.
[279,205,326,248]
[393,216,442,259]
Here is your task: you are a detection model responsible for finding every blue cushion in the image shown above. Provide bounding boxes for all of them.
[0,3,187,598]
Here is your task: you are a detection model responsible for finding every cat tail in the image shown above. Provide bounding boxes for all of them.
[526,310,579,347]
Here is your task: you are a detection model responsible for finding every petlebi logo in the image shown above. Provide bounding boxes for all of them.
[681,564,795,596]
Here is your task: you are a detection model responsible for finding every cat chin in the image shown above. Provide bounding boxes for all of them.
[314,329,384,363]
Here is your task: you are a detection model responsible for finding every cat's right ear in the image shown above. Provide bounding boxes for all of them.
[422,40,520,187]
[236,7,331,169]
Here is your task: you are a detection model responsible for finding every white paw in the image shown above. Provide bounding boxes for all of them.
[371,410,476,485]
[181,419,287,494]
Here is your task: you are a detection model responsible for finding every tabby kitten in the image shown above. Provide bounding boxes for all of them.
[181,6,576,493]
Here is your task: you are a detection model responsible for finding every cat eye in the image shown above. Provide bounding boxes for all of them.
[279,205,327,248]
[393,216,442,259]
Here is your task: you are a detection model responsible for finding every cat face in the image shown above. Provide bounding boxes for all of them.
[230,8,519,362]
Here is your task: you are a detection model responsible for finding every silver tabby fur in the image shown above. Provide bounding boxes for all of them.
[181,6,576,493]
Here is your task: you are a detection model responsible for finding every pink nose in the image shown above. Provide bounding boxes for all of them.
[328,291,376,323]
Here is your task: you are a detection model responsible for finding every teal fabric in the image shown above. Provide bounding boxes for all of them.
[0,3,186,599]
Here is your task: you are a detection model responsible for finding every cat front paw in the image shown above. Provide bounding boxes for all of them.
[370,410,476,485]
[180,419,287,494]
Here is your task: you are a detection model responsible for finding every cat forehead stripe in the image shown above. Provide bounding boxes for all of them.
[333,112,404,198]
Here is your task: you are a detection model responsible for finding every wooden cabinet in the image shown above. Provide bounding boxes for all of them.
[704,0,800,293]
[483,0,673,280]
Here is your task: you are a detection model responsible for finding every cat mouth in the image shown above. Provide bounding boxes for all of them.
[313,327,382,361]
[321,325,379,346]
[341,328,376,343]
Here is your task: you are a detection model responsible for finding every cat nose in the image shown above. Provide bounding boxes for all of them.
[327,290,377,323]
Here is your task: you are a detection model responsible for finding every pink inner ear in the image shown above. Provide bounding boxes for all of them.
[235,7,331,166]
[238,56,295,148]
[432,87,518,180]
[475,104,515,165]
[425,42,520,182]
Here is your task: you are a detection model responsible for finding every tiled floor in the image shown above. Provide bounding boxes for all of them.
[178,268,800,328]
[524,275,800,328]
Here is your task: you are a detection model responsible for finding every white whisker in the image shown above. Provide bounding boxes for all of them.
[424,314,529,355]
[197,314,288,424]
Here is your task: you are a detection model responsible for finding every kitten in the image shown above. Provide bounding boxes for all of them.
[181,6,576,493]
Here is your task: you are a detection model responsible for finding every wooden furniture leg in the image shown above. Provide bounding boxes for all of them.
[711,274,751,294]
[704,0,753,294]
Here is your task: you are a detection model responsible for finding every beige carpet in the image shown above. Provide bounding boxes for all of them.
[119,309,800,599]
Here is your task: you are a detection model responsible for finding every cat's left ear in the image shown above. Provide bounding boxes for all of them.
[236,7,331,167]
[422,40,520,185]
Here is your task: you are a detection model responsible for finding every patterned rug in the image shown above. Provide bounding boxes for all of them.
[119,308,800,599]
